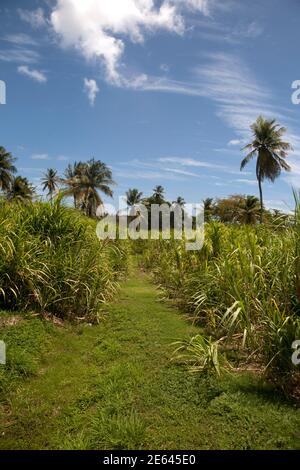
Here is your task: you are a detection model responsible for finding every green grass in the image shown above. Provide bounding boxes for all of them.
[1,270,300,450]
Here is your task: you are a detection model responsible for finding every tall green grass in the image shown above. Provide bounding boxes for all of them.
[138,218,300,396]
[0,200,130,321]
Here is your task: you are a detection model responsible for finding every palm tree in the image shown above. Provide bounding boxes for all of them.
[126,188,143,207]
[62,161,85,209]
[236,195,260,225]
[126,188,143,218]
[61,159,115,217]
[0,146,17,192]
[7,176,34,202]
[173,196,185,207]
[241,116,292,223]
[203,198,214,222]
[41,168,59,203]
[152,185,165,204]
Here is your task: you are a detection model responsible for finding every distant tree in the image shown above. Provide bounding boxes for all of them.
[62,161,85,209]
[125,188,144,220]
[151,185,165,205]
[142,186,169,231]
[203,198,215,222]
[236,195,260,225]
[7,176,34,202]
[126,188,143,207]
[171,197,185,231]
[215,195,243,223]
[241,116,292,223]
[0,146,17,192]
[61,159,114,217]
[172,196,185,207]
[41,168,59,203]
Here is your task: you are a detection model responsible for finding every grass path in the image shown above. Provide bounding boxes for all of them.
[1,269,300,450]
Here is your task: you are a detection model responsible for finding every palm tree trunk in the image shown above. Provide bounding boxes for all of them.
[258,176,263,224]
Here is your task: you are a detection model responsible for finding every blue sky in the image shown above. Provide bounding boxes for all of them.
[1,0,300,211]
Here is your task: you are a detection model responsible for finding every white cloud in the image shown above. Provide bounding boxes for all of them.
[173,0,211,15]
[158,156,253,177]
[31,154,49,160]
[18,65,47,83]
[114,168,185,181]
[49,0,211,84]
[164,167,202,177]
[83,78,99,106]
[234,178,257,186]
[18,8,47,29]
[158,156,229,170]
[228,139,243,146]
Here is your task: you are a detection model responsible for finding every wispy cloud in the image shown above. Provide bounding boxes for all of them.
[158,156,250,175]
[30,154,70,162]
[83,78,99,106]
[164,167,202,178]
[193,52,276,136]
[234,178,257,186]
[17,8,47,29]
[123,52,293,154]
[18,65,47,83]
[159,156,225,169]
[114,169,186,182]
[228,139,244,147]
[31,154,49,160]
[195,19,264,44]
[0,48,39,64]
[115,156,251,184]
[1,33,38,47]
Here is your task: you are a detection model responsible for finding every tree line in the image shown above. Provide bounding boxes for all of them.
[0,116,292,224]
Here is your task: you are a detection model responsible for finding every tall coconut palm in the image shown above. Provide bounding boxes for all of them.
[62,161,85,209]
[236,195,260,225]
[41,168,59,203]
[0,146,17,192]
[82,158,115,217]
[7,176,34,202]
[61,159,114,217]
[241,116,292,223]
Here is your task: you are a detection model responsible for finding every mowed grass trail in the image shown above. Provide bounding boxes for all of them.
[1,270,300,450]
